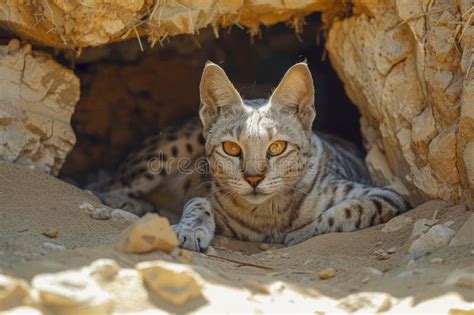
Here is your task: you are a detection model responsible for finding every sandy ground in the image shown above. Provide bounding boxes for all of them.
[1,161,473,313]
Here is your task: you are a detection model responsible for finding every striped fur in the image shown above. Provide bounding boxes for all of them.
[94,62,410,252]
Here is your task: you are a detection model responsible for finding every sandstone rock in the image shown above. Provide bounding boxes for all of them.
[382,215,413,233]
[318,267,335,280]
[0,1,338,48]
[136,260,203,305]
[326,0,474,208]
[110,209,139,224]
[449,214,474,247]
[0,275,30,310]
[0,41,79,175]
[42,228,59,238]
[32,270,113,314]
[115,213,178,254]
[409,224,456,254]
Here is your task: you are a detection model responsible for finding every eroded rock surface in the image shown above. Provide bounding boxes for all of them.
[0,0,340,48]
[0,40,79,175]
[326,0,474,208]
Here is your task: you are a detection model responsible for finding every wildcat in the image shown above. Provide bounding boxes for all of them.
[93,62,410,252]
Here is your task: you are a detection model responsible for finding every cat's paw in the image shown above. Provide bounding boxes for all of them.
[173,197,216,252]
[172,224,213,252]
[284,222,317,246]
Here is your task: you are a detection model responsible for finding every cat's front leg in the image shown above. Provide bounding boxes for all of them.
[172,197,215,252]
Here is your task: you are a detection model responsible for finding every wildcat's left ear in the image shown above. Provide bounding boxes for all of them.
[269,62,316,132]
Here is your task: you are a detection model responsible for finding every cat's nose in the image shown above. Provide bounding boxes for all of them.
[244,174,265,188]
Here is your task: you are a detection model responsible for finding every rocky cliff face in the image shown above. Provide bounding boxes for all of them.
[325,0,473,208]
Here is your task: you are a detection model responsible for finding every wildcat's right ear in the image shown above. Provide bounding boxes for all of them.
[199,62,244,137]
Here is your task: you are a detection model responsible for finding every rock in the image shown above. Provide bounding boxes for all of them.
[87,259,120,281]
[0,41,79,176]
[42,228,59,238]
[42,242,65,252]
[115,213,178,254]
[80,202,112,220]
[327,0,473,208]
[375,241,382,246]
[409,224,456,254]
[0,275,30,310]
[449,214,474,247]
[136,261,203,305]
[110,209,139,224]
[382,216,413,233]
[32,270,113,314]
[318,267,335,280]
[0,2,331,48]
[411,218,438,239]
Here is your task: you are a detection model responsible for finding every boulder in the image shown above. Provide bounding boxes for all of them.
[0,40,79,176]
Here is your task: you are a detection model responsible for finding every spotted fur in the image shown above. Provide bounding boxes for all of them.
[94,62,410,251]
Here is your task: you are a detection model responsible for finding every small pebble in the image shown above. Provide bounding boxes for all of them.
[318,267,335,280]
[90,207,111,220]
[430,257,444,264]
[386,247,397,254]
[361,277,370,284]
[264,250,273,257]
[259,244,269,250]
[42,242,65,252]
[470,250,474,256]
[376,241,382,246]
[407,259,416,267]
[303,259,315,266]
[42,229,59,238]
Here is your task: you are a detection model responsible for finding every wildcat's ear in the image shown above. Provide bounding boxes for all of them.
[199,61,244,136]
[269,62,316,132]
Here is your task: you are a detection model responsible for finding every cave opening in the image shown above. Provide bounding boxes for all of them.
[60,13,362,187]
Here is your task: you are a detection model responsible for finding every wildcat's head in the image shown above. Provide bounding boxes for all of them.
[199,62,316,205]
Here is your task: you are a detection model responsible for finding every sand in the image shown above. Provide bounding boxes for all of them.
[1,161,473,313]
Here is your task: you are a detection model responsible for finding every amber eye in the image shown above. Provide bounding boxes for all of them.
[268,140,287,157]
[222,141,242,157]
